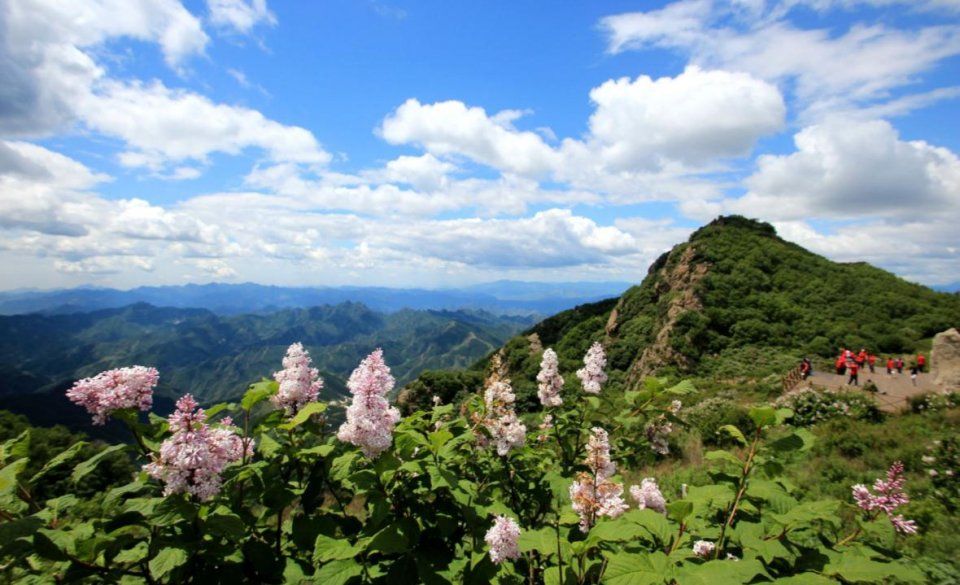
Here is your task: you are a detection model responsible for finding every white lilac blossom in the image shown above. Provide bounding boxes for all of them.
[536,348,564,407]
[272,342,323,416]
[570,427,628,532]
[693,540,715,558]
[576,342,607,394]
[67,366,159,425]
[337,349,401,459]
[645,417,674,456]
[851,461,918,534]
[629,477,667,514]
[481,364,527,455]
[143,394,253,501]
[485,515,521,563]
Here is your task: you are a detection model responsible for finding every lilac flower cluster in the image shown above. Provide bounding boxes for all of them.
[570,427,628,531]
[645,416,674,456]
[692,540,715,558]
[536,348,564,407]
[66,366,159,425]
[482,379,527,456]
[272,342,324,416]
[143,394,253,501]
[629,477,667,514]
[851,461,918,534]
[484,515,521,563]
[337,349,401,459]
[576,342,607,394]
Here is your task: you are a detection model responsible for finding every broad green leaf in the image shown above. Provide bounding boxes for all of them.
[299,444,336,458]
[33,529,71,561]
[150,495,196,527]
[676,558,767,585]
[825,555,925,584]
[312,558,363,585]
[1,431,30,463]
[205,511,244,541]
[367,520,416,555]
[718,425,747,446]
[748,406,777,429]
[0,458,28,496]
[704,450,742,467]
[665,380,696,395]
[666,500,693,524]
[71,444,127,484]
[242,379,277,411]
[0,516,43,548]
[114,542,149,564]
[149,547,189,580]
[30,441,87,484]
[313,534,361,564]
[602,551,672,585]
[257,432,282,458]
[278,401,328,430]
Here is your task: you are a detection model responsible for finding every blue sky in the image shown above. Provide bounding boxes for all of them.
[1,0,959,290]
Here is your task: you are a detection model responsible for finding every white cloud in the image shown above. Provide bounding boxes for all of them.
[734,119,960,219]
[600,1,960,117]
[81,80,330,169]
[378,154,456,191]
[207,0,276,34]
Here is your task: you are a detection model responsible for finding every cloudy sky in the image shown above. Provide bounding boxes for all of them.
[1,0,958,291]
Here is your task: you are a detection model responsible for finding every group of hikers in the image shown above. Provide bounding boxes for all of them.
[833,348,926,387]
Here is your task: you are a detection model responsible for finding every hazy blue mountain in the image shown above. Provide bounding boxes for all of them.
[0,302,531,432]
[0,281,631,317]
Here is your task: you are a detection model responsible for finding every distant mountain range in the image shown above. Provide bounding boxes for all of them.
[0,302,533,435]
[0,281,632,317]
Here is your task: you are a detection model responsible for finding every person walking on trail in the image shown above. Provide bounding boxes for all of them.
[868,354,876,374]
[910,365,918,386]
[848,362,859,386]
[896,357,904,374]
[917,353,926,373]
[836,354,846,375]
[857,349,867,369]
[800,358,812,380]
[886,357,895,375]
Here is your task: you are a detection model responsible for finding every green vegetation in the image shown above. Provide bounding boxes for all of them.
[0,302,528,411]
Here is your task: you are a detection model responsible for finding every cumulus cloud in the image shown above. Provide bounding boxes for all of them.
[600,0,960,117]
[81,80,329,170]
[734,119,960,219]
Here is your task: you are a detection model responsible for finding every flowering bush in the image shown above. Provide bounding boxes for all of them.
[908,391,960,414]
[775,386,882,426]
[0,342,927,584]
[924,437,960,511]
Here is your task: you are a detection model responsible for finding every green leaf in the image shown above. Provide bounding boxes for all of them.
[242,379,278,411]
[0,458,28,497]
[748,406,776,429]
[71,444,127,483]
[149,547,189,580]
[114,542,149,564]
[313,534,361,564]
[704,450,742,467]
[278,401,328,430]
[1,431,30,463]
[313,558,363,585]
[30,441,87,483]
[367,520,416,555]
[666,500,693,524]
[602,551,672,585]
[150,495,196,527]
[0,516,43,547]
[676,558,767,585]
[299,444,336,458]
[257,432,282,458]
[826,555,925,584]
[718,425,747,446]
[33,529,71,561]
[665,380,696,395]
[205,511,245,541]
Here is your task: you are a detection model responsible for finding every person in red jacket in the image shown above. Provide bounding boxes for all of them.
[917,353,926,373]
[886,357,895,375]
[848,362,859,386]
[868,354,876,373]
[896,357,904,374]
[836,355,846,375]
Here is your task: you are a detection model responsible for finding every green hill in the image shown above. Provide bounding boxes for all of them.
[0,302,529,426]
[404,216,960,410]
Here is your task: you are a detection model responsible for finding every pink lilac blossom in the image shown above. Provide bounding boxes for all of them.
[851,461,918,535]
[692,540,715,558]
[576,342,607,394]
[537,414,554,443]
[645,417,673,456]
[143,394,253,501]
[482,377,527,456]
[629,477,667,514]
[272,343,323,416]
[570,427,628,532]
[67,366,159,425]
[536,348,564,407]
[337,349,402,459]
[485,515,521,563]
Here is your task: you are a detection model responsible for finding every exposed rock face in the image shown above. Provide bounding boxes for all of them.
[625,245,710,385]
[932,328,960,390]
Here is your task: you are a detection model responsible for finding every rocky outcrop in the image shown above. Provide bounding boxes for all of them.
[625,245,709,385]
[932,328,960,390]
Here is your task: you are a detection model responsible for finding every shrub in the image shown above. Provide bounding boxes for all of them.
[775,387,884,426]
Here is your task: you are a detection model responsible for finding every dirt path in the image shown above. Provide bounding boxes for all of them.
[805,370,936,412]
